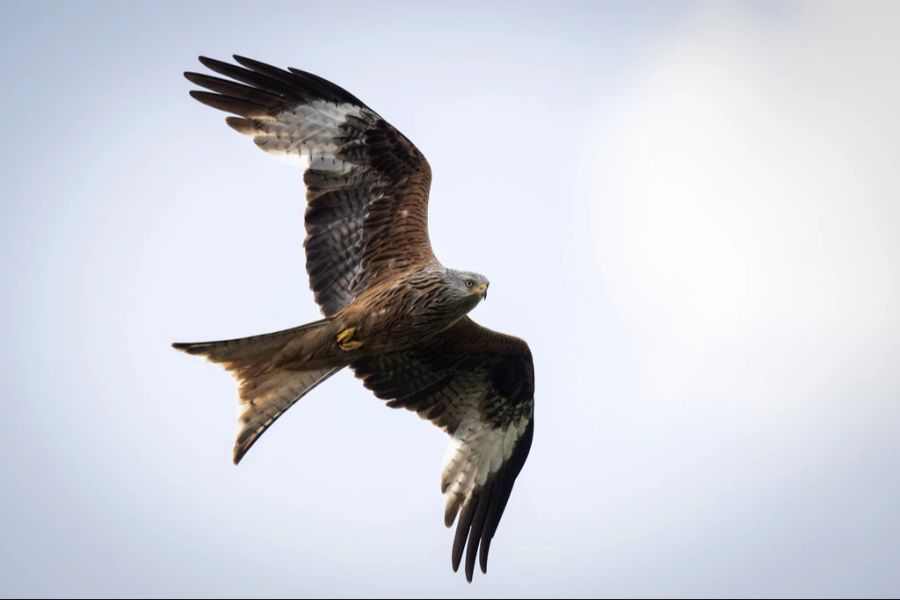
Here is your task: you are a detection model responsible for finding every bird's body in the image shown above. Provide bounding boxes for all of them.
[175,55,534,581]
[332,264,489,354]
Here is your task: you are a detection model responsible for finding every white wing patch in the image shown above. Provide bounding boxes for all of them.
[441,415,530,527]
[227,101,365,172]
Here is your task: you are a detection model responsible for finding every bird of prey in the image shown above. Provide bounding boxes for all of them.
[174,55,535,582]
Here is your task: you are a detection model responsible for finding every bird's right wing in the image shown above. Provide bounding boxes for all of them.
[185,55,434,317]
[351,317,535,581]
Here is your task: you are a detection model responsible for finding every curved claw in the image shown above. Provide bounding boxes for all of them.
[336,326,363,351]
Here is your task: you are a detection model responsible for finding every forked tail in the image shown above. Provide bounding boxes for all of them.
[173,320,342,463]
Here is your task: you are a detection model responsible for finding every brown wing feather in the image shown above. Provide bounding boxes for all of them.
[185,55,433,317]
[351,318,535,581]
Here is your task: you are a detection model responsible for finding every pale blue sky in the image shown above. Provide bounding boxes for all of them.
[2,1,899,597]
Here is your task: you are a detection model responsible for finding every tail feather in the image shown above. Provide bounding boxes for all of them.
[231,363,340,463]
[173,320,342,463]
[173,320,327,375]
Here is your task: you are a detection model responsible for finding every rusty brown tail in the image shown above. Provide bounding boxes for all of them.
[173,319,343,463]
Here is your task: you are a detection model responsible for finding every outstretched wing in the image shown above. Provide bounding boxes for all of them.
[351,318,535,582]
[185,55,434,316]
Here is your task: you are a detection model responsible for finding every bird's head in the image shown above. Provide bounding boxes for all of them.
[447,269,490,312]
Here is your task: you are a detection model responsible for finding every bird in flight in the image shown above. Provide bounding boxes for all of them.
[174,55,535,581]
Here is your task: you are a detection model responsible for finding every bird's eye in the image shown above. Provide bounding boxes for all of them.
[465,279,474,288]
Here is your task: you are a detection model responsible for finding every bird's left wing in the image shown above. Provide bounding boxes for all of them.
[351,318,535,581]
[184,55,434,317]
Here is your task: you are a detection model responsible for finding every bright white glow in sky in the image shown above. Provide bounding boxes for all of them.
[2,1,899,597]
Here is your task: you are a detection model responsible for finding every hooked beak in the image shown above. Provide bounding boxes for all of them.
[475,283,488,300]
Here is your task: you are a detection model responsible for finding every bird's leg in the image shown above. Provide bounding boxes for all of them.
[336,326,363,351]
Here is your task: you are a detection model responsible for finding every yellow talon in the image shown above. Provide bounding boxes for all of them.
[336,327,363,351]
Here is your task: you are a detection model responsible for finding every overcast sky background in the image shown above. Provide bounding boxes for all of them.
[2,1,899,597]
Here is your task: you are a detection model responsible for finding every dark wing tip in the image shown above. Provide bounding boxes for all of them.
[232,54,276,71]
[183,71,219,87]
[188,90,267,117]
[189,54,370,114]
[452,499,475,574]
[448,417,535,581]
[464,491,490,582]
[197,55,225,70]
[196,55,232,76]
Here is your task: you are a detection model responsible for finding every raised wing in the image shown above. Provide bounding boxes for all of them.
[185,55,434,316]
[351,318,535,581]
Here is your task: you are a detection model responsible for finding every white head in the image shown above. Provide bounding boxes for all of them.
[446,269,490,313]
